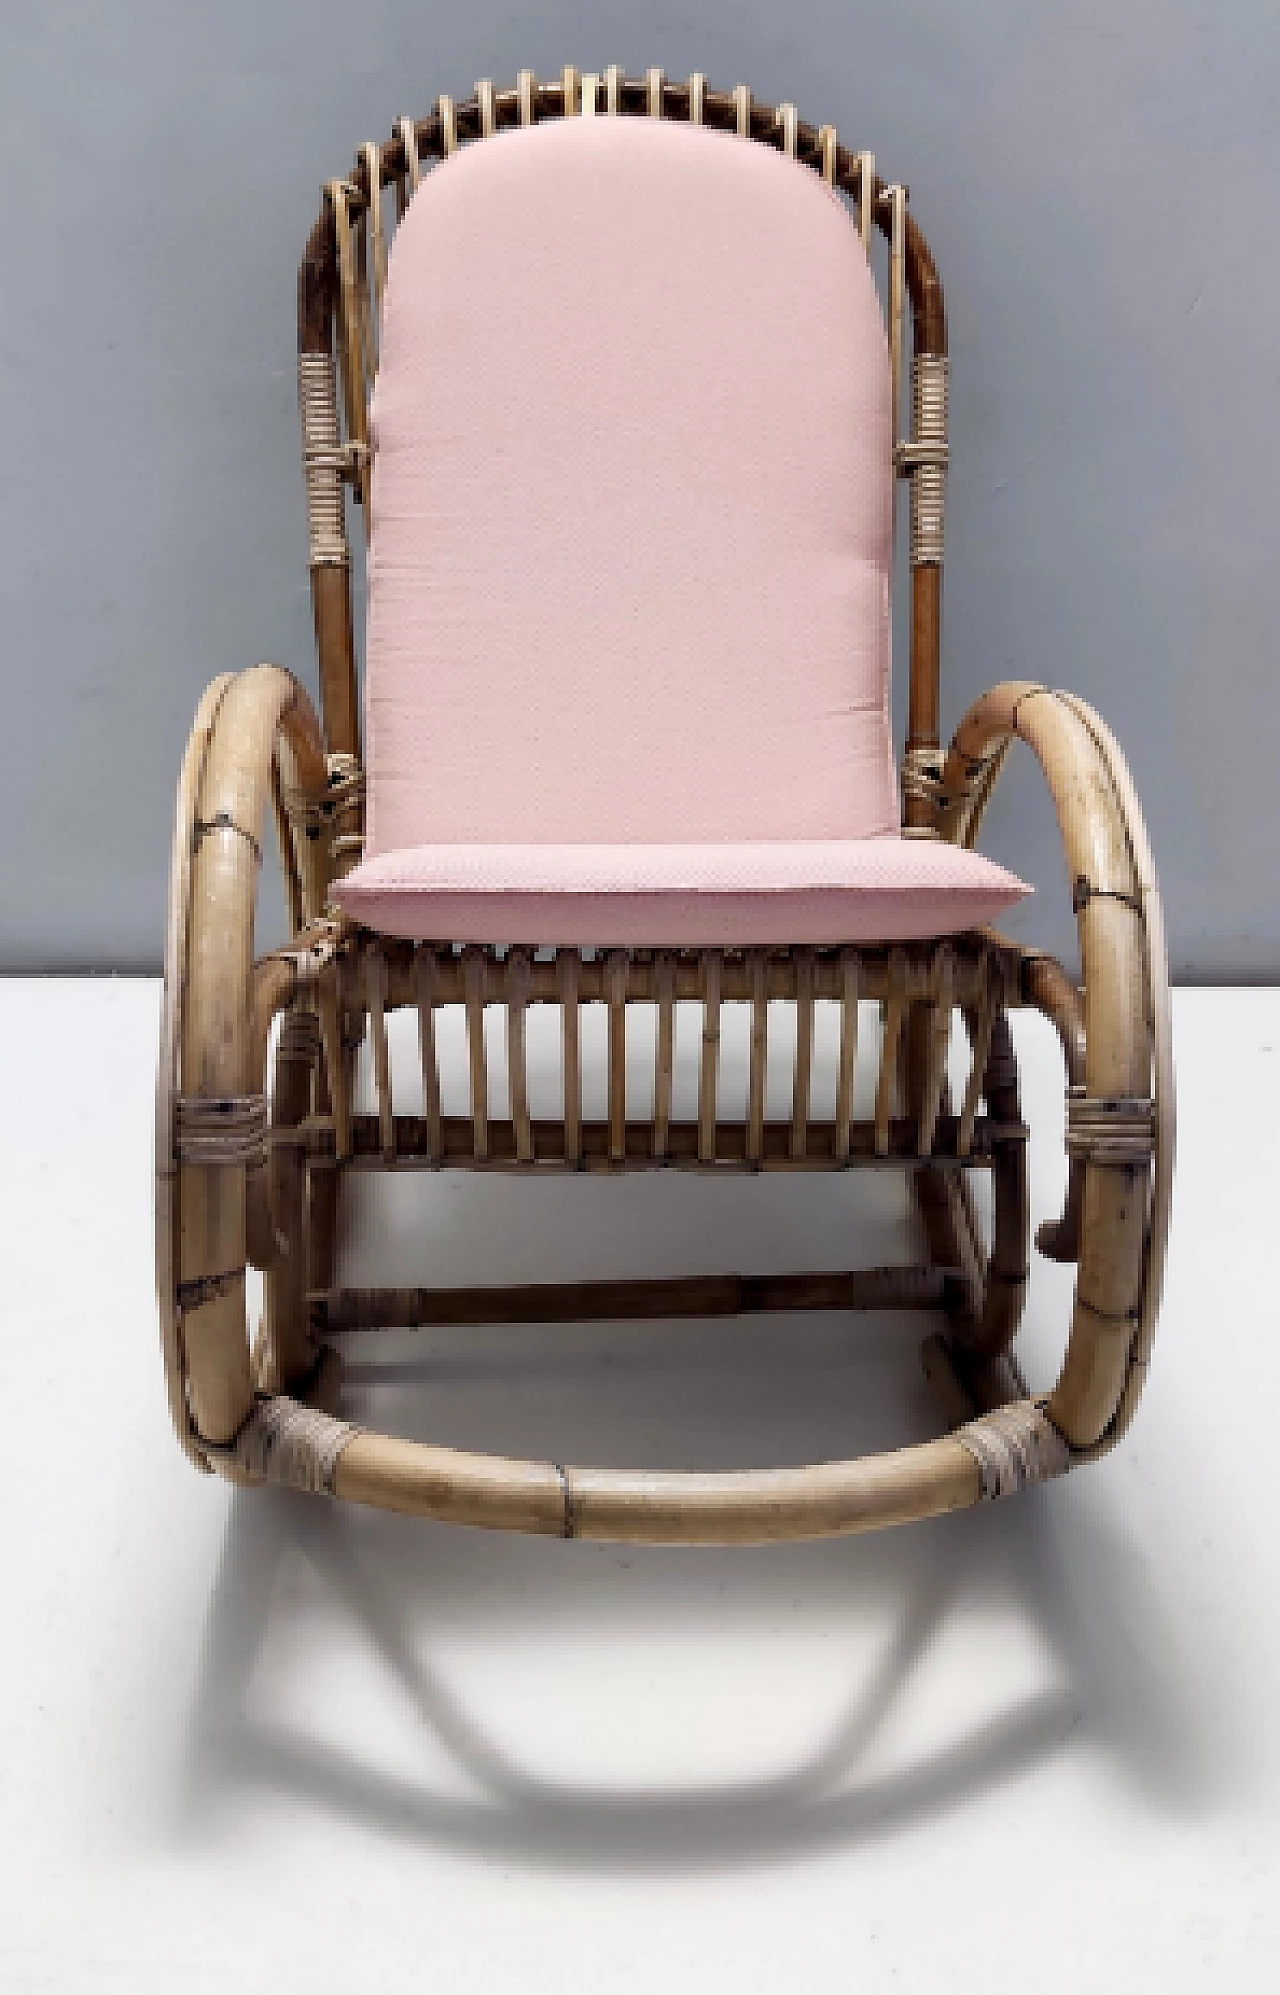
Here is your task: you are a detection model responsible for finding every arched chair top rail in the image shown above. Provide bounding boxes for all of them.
[297,71,946,360]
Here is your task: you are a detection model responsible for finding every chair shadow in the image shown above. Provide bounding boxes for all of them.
[177,1307,1221,1871]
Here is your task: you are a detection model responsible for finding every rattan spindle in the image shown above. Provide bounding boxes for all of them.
[698,951,722,1162]
[317,978,351,1162]
[957,954,998,1160]
[734,84,752,138]
[834,948,860,1161]
[790,948,815,1160]
[858,150,875,252]
[414,947,443,1162]
[366,944,394,1158]
[358,141,387,344]
[463,946,489,1161]
[558,948,582,1162]
[875,949,909,1157]
[326,180,370,521]
[888,183,907,468]
[747,949,768,1164]
[654,950,676,1159]
[607,950,628,1163]
[396,114,421,200]
[917,946,954,1157]
[507,948,534,1163]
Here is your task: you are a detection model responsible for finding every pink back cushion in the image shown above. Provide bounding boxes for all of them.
[364,114,897,854]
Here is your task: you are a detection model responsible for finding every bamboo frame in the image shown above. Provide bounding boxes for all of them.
[155,68,1172,1547]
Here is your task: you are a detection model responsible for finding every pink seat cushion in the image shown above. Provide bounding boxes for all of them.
[335,839,1030,947]
[361,113,897,855]
[340,113,1034,950]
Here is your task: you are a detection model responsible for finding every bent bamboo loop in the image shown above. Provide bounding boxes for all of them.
[937,682,1172,1449]
[158,668,329,1447]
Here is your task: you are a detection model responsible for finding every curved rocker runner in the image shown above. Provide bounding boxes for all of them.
[155,66,1172,1544]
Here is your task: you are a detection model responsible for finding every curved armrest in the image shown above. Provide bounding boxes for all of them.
[155,666,331,1459]
[931,683,1174,1453]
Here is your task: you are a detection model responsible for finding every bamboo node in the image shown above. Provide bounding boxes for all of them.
[1071,875,1144,917]
[176,1266,243,1311]
[956,1400,1072,1499]
[555,1462,577,1538]
[222,1394,361,1495]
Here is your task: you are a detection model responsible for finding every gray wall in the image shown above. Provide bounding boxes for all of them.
[2,1,1275,977]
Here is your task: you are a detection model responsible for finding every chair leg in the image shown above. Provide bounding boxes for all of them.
[903,999,1029,1372]
[258,1007,319,1390]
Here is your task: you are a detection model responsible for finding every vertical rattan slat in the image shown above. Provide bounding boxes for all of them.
[688,71,706,124]
[605,64,623,114]
[790,949,815,1160]
[438,93,458,154]
[317,977,351,1162]
[698,951,722,1162]
[734,84,752,137]
[888,183,907,467]
[476,77,496,137]
[747,950,768,1164]
[516,70,535,126]
[561,65,580,117]
[507,948,533,1164]
[327,179,370,522]
[818,124,837,186]
[414,947,442,1162]
[857,151,876,252]
[917,946,953,1157]
[776,103,798,157]
[358,141,387,349]
[958,954,999,1160]
[581,72,599,117]
[396,115,421,204]
[366,945,394,1159]
[607,951,628,1163]
[559,949,582,1162]
[875,950,908,1156]
[834,948,860,1161]
[464,947,489,1161]
[654,951,676,1159]
[646,67,664,117]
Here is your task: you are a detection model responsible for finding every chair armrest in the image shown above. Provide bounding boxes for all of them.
[929,683,1174,1453]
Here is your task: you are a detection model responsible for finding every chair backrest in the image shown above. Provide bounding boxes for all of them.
[296,73,950,845]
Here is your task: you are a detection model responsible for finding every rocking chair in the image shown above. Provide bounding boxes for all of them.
[155,68,1173,1542]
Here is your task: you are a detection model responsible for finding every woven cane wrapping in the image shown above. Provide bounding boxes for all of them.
[298,353,350,568]
[174,1093,268,1168]
[231,1394,361,1495]
[956,1400,1073,1499]
[906,354,948,566]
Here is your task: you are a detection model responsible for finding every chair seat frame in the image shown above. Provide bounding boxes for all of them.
[155,70,1172,1543]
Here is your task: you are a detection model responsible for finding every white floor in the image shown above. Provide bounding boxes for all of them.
[1,981,1277,1992]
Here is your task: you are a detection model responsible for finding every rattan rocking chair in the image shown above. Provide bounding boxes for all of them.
[155,67,1173,1543]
